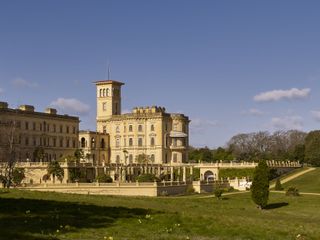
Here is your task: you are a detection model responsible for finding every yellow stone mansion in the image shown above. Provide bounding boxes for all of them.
[0,80,190,166]
[79,80,190,165]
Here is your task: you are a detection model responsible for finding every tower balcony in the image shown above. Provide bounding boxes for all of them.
[169,145,186,150]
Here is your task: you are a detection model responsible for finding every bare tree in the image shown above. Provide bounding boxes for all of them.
[0,118,19,188]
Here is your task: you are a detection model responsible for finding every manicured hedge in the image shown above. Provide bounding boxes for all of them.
[219,168,255,179]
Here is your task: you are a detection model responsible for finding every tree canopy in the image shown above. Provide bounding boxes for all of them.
[47,161,64,182]
[304,130,320,166]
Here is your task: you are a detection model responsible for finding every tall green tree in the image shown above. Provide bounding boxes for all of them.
[251,160,270,209]
[47,161,64,183]
[304,130,320,166]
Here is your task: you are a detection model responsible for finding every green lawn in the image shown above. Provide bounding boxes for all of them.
[0,189,319,240]
[282,167,320,193]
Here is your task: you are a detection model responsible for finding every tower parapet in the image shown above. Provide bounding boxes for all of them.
[132,106,166,114]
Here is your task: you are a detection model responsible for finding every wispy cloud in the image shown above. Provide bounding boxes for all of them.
[12,78,39,88]
[242,108,264,116]
[50,98,90,115]
[190,118,219,134]
[270,116,303,130]
[311,110,320,121]
[122,109,131,114]
[254,88,310,102]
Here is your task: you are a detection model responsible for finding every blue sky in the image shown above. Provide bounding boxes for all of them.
[1,0,320,147]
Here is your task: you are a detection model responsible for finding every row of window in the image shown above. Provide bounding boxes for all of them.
[99,87,120,98]
[115,137,156,148]
[20,121,77,134]
[113,124,155,133]
[17,152,64,162]
[80,137,106,149]
[21,136,77,148]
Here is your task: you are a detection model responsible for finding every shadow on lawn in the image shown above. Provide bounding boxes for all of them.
[265,202,289,210]
[0,197,152,240]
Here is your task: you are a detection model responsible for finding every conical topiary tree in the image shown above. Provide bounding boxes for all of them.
[251,160,270,209]
[274,178,283,191]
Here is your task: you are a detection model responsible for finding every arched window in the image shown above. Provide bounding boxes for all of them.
[150,137,155,146]
[151,124,154,131]
[138,125,143,132]
[91,137,95,148]
[81,137,86,148]
[101,138,105,148]
[129,138,133,146]
[106,88,110,96]
[103,89,106,97]
[99,89,102,97]
[116,138,120,147]
[138,138,143,147]
[116,126,120,133]
[116,155,120,163]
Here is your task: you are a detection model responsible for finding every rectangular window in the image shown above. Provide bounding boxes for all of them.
[25,122,29,130]
[173,153,177,162]
[102,102,107,111]
[138,125,143,132]
[33,122,36,131]
[66,126,69,134]
[129,125,133,132]
[129,138,133,146]
[60,125,63,133]
[138,138,143,147]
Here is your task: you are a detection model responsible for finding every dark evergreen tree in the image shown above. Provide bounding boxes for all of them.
[251,160,270,209]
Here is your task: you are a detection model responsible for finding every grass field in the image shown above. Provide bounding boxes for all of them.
[282,167,320,193]
[0,189,320,240]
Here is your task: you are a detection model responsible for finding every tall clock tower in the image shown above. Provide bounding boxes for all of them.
[94,80,124,131]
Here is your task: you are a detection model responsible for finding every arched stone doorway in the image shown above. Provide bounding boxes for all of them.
[204,170,214,181]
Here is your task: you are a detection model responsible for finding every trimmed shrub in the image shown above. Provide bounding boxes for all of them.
[186,184,195,194]
[214,189,223,199]
[286,187,300,196]
[96,174,113,183]
[135,174,159,182]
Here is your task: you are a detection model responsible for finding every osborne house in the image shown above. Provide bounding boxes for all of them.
[0,79,301,194]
